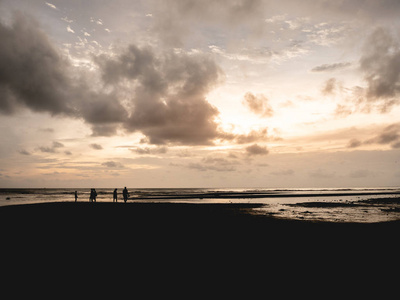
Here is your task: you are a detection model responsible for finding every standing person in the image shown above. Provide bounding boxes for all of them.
[113,188,118,202]
[89,189,94,202]
[74,190,78,202]
[93,188,97,202]
[123,187,129,203]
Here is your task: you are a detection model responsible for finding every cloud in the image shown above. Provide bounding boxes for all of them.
[242,92,274,117]
[61,17,74,24]
[18,149,31,155]
[346,123,400,149]
[234,128,270,144]
[347,138,362,148]
[359,27,400,111]
[132,146,168,155]
[90,143,103,150]
[331,29,400,115]
[311,62,351,72]
[90,17,103,25]
[321,78,337,95]
[150,0,266,46]
[90,124,119,137]
[66,25,75,33]
[101,161,124,168]
[37,141,64,153]
[38,147,56,153]
[52,141,64,148]
[365,123,400,148]
[0,13,128,136]
[38,128,54,133]
[1,12,254,146]
[146,0,400,49]
[95,44,225,145]
[38,141,64,153]
[187,163,236,172]
[45,2,58,10]
[0,12,75,115]
[78,91,128,135]
[245,144,269,156]
[334,104,352,118]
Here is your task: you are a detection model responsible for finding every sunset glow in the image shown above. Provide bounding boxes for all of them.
[0,0,399,188]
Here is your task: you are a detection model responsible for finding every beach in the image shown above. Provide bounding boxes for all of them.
[2,201,399,248]
[2,200,399,290]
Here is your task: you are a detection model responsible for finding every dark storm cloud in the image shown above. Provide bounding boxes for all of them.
[90,124,120,137]
[242,92,273,117]
[359,27,400,110]
[78,91,128,136]
[95,45,225,145]
[0,12,128,133]
[79,91,128,125]
[0,12,256,146]
[0,12,74,115]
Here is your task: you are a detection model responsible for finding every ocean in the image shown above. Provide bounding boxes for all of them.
[1,187,399,223]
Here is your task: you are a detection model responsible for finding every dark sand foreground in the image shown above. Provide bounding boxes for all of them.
[2,202,399,291]
[2,201,399,275]
[1,202,399,245]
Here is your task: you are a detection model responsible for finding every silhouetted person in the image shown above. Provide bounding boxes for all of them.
[113,188,118,202]
[74,190,78,202]
[123,187,129,203]
[93,188,97,202]
[90,188,97,202]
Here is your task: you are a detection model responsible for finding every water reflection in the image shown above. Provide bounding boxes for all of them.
[253,196,400,223]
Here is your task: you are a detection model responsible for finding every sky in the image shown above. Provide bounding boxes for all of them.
[0,0,399,188]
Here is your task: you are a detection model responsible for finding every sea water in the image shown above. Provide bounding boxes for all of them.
[0,187,399,223]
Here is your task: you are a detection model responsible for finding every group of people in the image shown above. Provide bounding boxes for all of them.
[74,187,130,203]
[113,187,129,203]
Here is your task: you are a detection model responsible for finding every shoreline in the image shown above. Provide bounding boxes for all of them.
[132,191,400,200]
[1,200,400,225]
